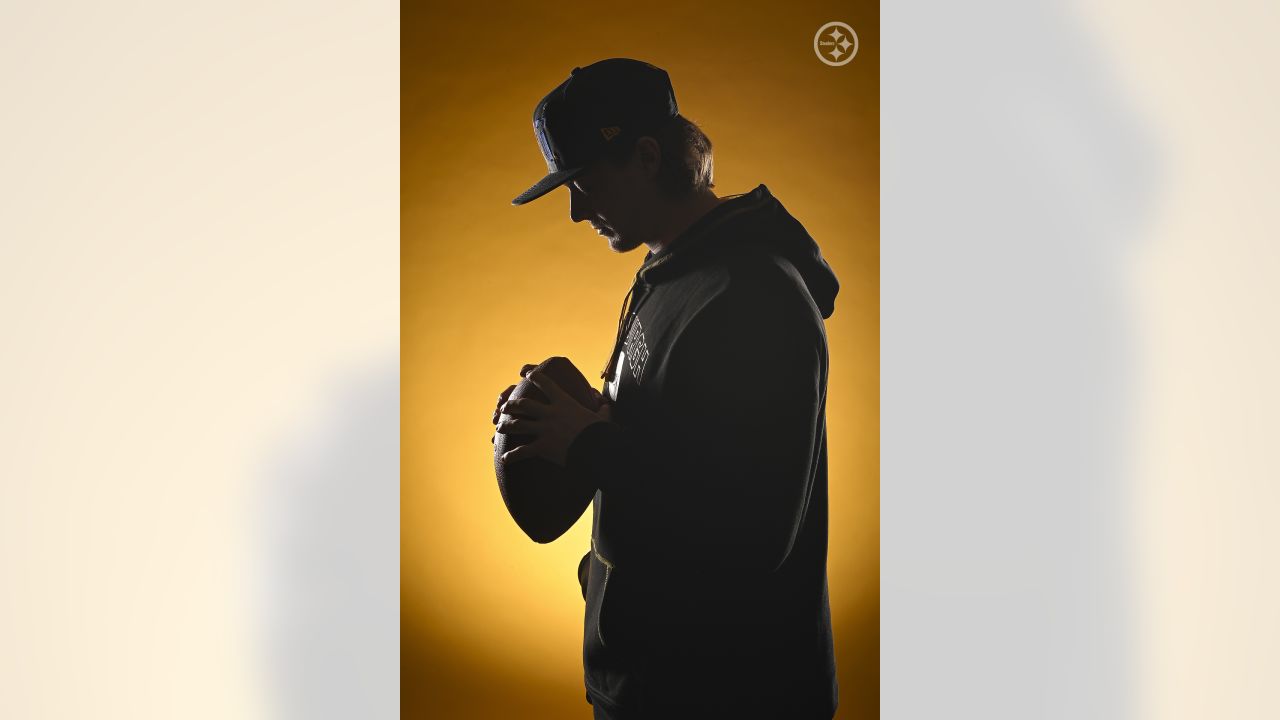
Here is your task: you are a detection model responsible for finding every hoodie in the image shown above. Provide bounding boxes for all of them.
[563,183,841,718]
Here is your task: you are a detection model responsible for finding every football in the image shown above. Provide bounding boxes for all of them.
[494,356,601,543]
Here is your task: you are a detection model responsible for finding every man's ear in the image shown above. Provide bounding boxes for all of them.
[634,136,662,179]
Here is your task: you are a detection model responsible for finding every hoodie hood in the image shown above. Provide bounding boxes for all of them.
[598,184,839,383]
[636,183,839,319]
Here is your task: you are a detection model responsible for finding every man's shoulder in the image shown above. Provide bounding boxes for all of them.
[707,246,821,321]
[665,252,822,359]
[675,240,806,295]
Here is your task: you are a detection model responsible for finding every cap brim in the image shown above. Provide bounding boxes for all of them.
[511,166,585,206]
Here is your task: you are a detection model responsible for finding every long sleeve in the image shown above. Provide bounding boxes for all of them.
[565,273,827,582]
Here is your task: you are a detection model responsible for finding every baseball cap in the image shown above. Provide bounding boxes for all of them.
[511,58,680,206]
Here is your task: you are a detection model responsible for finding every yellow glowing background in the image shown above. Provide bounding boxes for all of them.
[403,2,879,717]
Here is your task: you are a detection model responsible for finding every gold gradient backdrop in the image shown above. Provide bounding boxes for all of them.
[403,2,878,717]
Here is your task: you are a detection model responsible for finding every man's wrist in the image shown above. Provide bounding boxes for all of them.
[565,420,620,492]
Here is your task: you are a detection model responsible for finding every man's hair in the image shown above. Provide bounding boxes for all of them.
[602,114,715,199]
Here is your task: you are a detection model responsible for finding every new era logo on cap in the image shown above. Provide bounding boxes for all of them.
[600,126,621,142]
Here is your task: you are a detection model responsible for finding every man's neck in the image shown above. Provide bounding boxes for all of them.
[645,190,731,256]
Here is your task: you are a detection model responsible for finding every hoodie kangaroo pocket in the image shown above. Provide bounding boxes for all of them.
[586,541,617,651]
[592,545,653,653]
[598,564,613,648]
[583,545,645,702]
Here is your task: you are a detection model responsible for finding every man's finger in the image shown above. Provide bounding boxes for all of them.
[524,370,568,402]
[495,418,538,435]
[501,441,541,464]
[493,384,517,425]
[500,397,548,418]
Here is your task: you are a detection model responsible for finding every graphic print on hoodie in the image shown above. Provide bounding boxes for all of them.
[565,183,841,718]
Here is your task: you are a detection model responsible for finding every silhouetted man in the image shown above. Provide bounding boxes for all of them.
[493,58,840,719]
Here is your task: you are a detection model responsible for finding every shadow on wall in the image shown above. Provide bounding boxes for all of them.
[882,1,1157,719]
[258,355,400,720]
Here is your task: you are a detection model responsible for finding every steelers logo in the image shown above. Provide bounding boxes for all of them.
[814,21,859,67]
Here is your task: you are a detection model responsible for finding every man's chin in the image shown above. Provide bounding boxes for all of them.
[606,234,644,253]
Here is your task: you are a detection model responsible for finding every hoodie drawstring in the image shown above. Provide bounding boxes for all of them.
[601,273,652,383]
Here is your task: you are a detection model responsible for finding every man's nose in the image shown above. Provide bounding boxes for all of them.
[569,186,592,223]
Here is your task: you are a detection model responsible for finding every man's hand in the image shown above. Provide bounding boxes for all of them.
[495,368,612,467]
[490,363,606,444]
[491,363,539,444]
